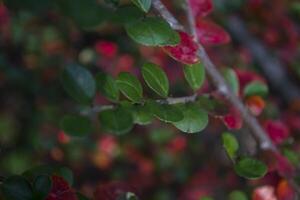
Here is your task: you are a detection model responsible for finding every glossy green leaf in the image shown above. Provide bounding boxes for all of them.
[222,132,239,160]
[223,68,239,96]
[96,73,119,102]
[61,115,92,137]
[183,63,205,91]
[243,81,268,97]
[61,64,96,105]
[99,107,134,135]
[229,190,248,200]
[234,158,267,179]
[131,0,151,12]
[133,103,154,125]
[125,17,180,46]
[113,6,144,25]
[142,63,169,98]
[33,175,52,200]
[172,104,208,133]
[1,176,33,200]
[153,103,184,123]
[57,0,108,28]
[116,72,143,103]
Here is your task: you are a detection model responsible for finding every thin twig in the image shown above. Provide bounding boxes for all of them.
[152,0,277,152]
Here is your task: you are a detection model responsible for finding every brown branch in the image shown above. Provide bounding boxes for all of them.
[152,0,277,152]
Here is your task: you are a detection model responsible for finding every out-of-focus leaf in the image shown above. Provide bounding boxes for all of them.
[1,176,33,200]
[126,17,180,46]
[183,63,205,91]
[234,158,267,179]
[131,0,152,12]
[96,72,119,102]
[222,132,239,160]
[228,190,248,200]
[142,63,169,98]
[172,104,208,133]
[223,68,239,95]
[99,107,134,134]
[61,115,92,137]
[33,175,52,200]
[243,81,268,97]
[283,149,300,166]
[61,64,96,105]
[4,0,53,13]
[132,103,154,125]
[116,72,143,103]
[113,6,144,25]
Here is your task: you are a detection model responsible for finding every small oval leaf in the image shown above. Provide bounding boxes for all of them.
[61,64,96,105]
[153,103,184,123]
[222,132,239,160]
[223,68,239,96]
[183,63,205,91]
[61,115,92,137]
[243,81,268,97]
[142,63,169,98]
[125,17,180,46]
[33,175,52,200]
[234,157,267,179]
[116,72,143,103]
[99,107,134,135]
[96,72,119,102]
[1,176,33,200]
[172,104,208,133]
[131,0,151,12]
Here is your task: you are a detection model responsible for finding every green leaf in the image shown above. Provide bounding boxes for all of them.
[243,81,268,97]
[172,104,208,133]
[99,107,134,135]
[116,72,143,103]
[153,103,184,123]
[183,63,205,91]
[33,175,52,200]
[234,157,267,179]
[222,132,239,160]
[1,176,33,200]
[133,103,154,125]
[283,148,300,166]
[4,0,53,13]
[96,73,119,102]
[125,17,180,46]
[56,0,108,28]
[61,115,92,137]
[142,63,169,98]
[61,64,96,105]
[223,68,239,96]
[113,6,144,25]
[228,190,248,200]
[131,0,152,12]
[55,167,73,186]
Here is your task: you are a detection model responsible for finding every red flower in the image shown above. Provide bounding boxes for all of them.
[252,185,277,200]
[277,179,296,200]
[263,120,289,145]
[46,176,77,200]
[95,40,118,58]
[196,19,231,46]
[189,0,213,18]
[163,31,199,65]
[222,107,243,130]
[246,95,266,116]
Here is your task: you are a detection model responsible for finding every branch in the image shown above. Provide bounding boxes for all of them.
[152,0,277,152]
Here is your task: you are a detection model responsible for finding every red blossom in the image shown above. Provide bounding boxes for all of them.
[196,19,231,46]
[276,179,295,200]
[252,185,277,200]
[246,95,266,116]
[46,176,77,200]
[222,107,243,130]
[163,31,199,65]
[95,40,118,58]
[189,0,213,18]
[263,120,290,145]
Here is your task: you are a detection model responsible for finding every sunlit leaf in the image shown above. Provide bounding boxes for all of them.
[243,81,268,97]
[183,63,205,91]
[142,63,169,98]
[222,132,239,160]
[126,17,180,46]
[234,158,267,179]
[223,68,239,96]
[172,104,208,133]
[116,72,143,103]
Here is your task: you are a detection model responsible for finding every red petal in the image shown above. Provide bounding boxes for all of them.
[196,19,231,46]
[46,176,77,200]
[189,0,213,17]
[163,31,199,65]
[95,40,118,58]
[263,120,290,145]
[222,107,243,130]
[277,179,296,200]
